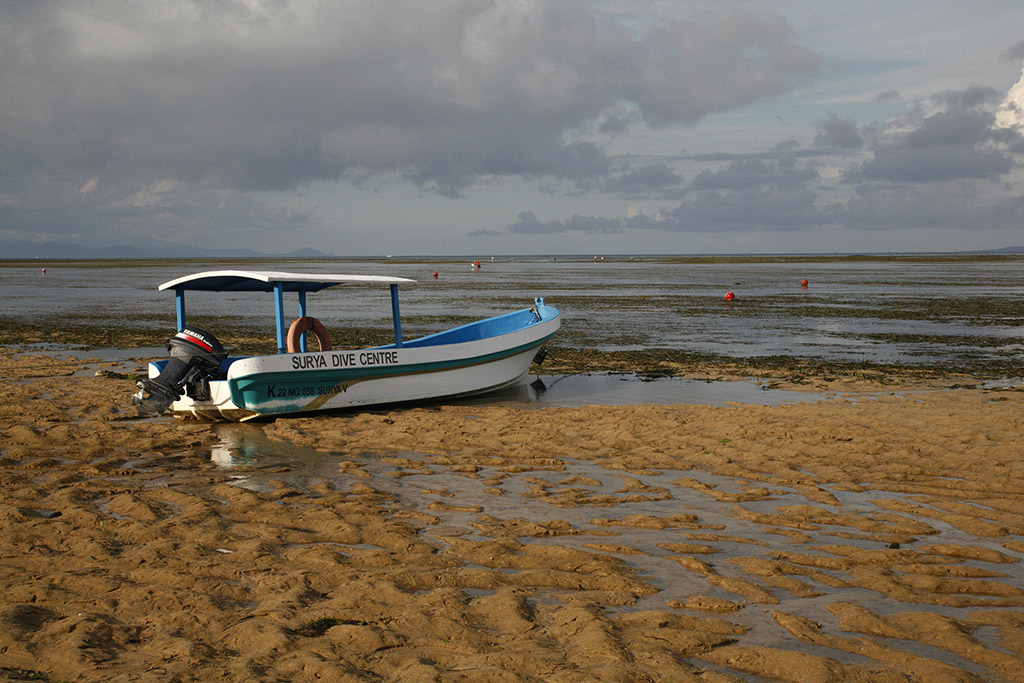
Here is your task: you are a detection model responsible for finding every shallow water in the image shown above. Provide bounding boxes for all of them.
[465,373,825,408]
[4,255,1024,372]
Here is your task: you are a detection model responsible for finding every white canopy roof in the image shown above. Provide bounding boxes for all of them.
[157,270,416,293]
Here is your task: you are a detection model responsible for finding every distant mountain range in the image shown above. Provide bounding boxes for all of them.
[0,241,334,260]
[982,246,1024,253]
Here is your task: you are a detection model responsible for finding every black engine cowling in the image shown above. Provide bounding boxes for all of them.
[133,327,226,417]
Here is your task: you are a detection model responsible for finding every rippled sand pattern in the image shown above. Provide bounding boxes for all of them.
[1,349,1023,681]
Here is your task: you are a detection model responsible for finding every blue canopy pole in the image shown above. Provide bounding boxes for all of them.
[274,283,286,353]
[175,287,186,331]
[390,284,403,347]
[298,290,308,352]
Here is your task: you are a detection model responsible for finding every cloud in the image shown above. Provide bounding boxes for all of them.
[505,152,829,235]
[857,145,1012,183]
[690,156,818,191]
[500,83,1024,238]
[928,84,1003,111]
[997,64,1024,130]
[814,115,863,150]
[873,90,903,103]
[651,185,828,232]
[851,104,1018,183]
[601,163,685,199]
[835,182,1024,231]
[5,1,1021,253]
[831,87,1024,228]
[0,172,318,247]
[1002,39,1024,61]
[78,178,99,196]
[504,210,624,234]
[1,1,817,198]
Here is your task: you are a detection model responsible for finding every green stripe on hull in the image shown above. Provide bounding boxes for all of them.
[229,333,555,415]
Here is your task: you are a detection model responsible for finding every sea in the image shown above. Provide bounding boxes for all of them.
[2,254,1023,383]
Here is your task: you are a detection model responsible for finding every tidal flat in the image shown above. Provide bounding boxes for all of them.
[1,346,1023,681]
[1,255,1023,680]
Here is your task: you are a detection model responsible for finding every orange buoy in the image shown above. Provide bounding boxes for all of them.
[433,271,438,279]
[800,279,809,287]
[724,291,735,301]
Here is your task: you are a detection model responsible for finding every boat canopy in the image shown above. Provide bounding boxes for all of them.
[158,270,415,293]
[158,270,417,353]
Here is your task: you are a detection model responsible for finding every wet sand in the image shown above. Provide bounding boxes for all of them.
[1,347,1023,682]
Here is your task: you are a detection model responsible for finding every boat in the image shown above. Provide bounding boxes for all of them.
[132,270,560,421]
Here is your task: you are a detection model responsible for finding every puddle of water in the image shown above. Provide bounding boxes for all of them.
[980,378,1024,390]
[464,373,825,408]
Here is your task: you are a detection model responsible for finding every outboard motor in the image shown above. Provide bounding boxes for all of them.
[133,327,226,417]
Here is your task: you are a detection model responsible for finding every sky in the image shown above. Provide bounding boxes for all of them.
[3,0,1024,256]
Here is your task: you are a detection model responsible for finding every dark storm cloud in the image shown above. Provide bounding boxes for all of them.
[0,1,817,200]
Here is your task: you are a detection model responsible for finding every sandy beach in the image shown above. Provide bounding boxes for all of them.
[1,347,1023,682]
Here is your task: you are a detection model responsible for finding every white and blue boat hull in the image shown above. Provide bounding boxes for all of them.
[153,303,559,421]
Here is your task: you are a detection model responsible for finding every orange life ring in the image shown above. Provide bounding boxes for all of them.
[286,316,333,353]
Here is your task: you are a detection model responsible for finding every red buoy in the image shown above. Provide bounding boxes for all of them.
[800,279,809,287]
[724,291,735,301]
